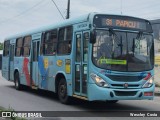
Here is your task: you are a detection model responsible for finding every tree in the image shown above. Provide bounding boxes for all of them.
[0,42,3,50]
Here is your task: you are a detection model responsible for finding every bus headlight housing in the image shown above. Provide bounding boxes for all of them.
[142,77,154,88]
[90,73,109,88]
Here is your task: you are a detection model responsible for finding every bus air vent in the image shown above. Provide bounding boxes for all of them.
[114,91,137,96]
[107,75,143,82]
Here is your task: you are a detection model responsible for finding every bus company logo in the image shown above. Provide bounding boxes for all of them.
[123,83,128,88]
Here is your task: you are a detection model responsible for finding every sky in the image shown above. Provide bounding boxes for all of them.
[0,0,160,42]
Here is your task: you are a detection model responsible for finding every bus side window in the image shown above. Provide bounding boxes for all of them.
[3,40,10,57]
[15,38,23,57]
[10,45,14,61]
[42,30,57,55]
[23,36,31,57]
[83,32,89,62]
[76,34,81,62]
[57,26,73,55]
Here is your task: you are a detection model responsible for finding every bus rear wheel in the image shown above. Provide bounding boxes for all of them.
[58,78,70,104]
[14,72,22,90]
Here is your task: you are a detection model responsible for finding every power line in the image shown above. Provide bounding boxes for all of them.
[51,0,65,20]
[0,0,44,24]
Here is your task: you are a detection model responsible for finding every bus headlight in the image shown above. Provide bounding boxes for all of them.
[142,77,154,88]
[90,73,109,88]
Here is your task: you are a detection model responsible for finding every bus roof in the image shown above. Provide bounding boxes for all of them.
[5,13,91,40]
[5,12,151,40]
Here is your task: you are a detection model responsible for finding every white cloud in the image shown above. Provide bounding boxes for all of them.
[0,0,160,42]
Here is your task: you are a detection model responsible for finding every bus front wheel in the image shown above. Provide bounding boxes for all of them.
[14,72,22,90]
[58,78,70,104]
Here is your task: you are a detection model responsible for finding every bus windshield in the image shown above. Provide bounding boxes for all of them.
[92,30,154,72]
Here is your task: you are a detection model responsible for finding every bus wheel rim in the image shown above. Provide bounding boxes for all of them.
[60,84,66,98]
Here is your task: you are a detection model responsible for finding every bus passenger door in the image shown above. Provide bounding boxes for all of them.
[74,31,89,96]
[31,40,40,88]
[9,44,15,81]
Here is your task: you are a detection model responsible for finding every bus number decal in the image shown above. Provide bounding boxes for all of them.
[77,23,87,29]
[100,70,112,75]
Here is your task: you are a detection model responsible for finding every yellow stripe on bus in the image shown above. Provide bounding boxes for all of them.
[73,95,88,100]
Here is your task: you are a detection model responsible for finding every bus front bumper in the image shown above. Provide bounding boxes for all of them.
[88,83,155,101]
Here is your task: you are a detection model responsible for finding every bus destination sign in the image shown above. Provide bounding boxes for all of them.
[104,19,141,29]
[93,15,152,32]
[102,18,146,30]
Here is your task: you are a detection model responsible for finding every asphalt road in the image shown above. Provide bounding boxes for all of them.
[0,72,160,120]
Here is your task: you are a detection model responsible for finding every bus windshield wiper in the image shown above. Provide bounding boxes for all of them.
[109,29,123,55]
[109,28,115,36]
[136,31,143,39]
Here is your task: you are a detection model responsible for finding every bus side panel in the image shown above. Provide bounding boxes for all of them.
[23,57,31,86]
[47,56,56,92]
[38,56,55,91]
[37,55,73,96]
[14,57,28,86]
[2,56,9,80]
[9,61,14,81]
[55,56,73,96]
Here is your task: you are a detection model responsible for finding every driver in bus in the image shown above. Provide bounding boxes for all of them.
[98,35,113,59]
[97,35,113,65]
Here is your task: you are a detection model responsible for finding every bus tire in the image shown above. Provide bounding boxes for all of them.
[58,78,70,104]
[106,100,118,104]
[14,72,22,90]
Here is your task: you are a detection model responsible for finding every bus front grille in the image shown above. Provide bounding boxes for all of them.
[114,91,137,96]
[111,84,140,88]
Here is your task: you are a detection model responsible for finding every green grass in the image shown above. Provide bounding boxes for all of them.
[0,106,5,111]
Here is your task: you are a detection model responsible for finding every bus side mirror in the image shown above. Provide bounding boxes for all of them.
[90,30,96,44]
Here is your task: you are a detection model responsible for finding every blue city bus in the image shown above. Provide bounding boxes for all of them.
[2,13,155,104]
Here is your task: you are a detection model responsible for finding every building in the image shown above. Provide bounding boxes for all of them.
[151,19,160,55]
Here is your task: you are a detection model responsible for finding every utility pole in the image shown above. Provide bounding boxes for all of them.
[66,0,70,19]
[121,0,123,15]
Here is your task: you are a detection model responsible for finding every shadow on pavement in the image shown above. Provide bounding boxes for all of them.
[6,85,149,111]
